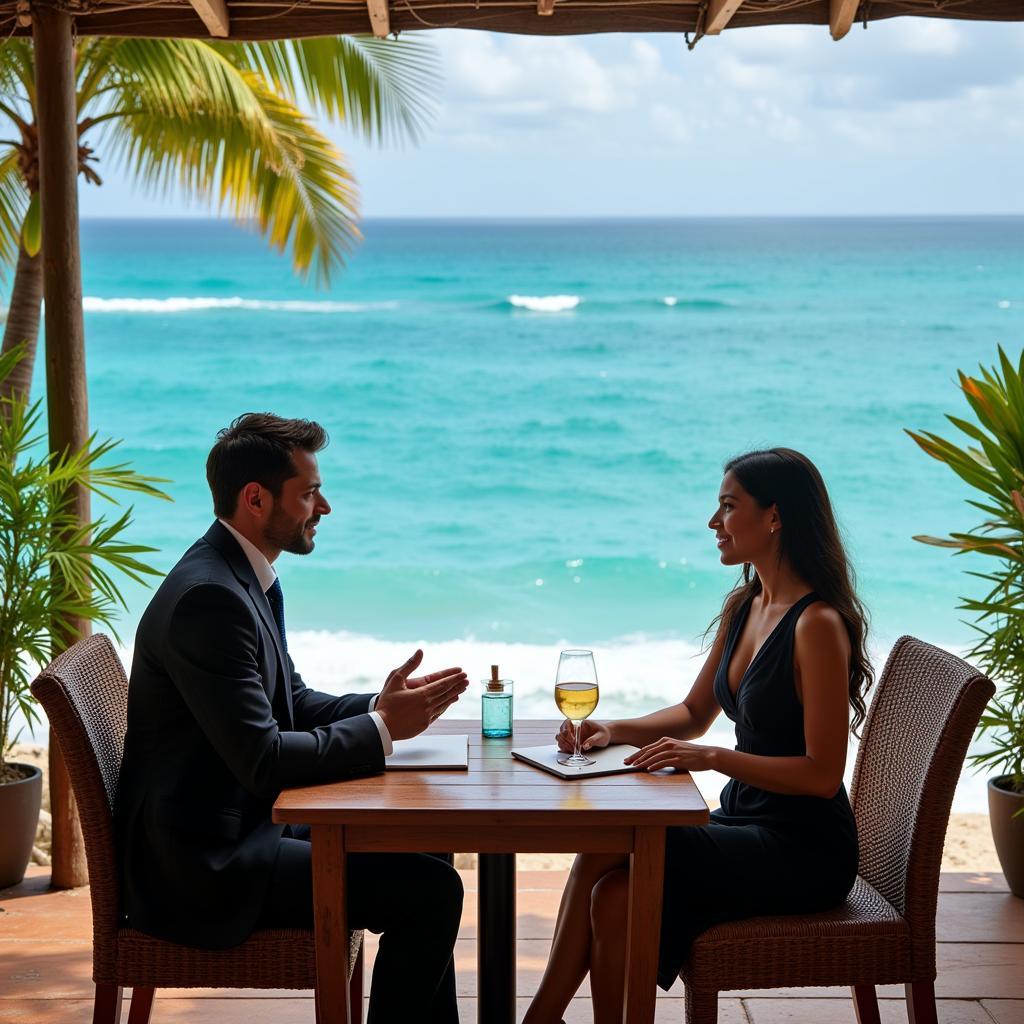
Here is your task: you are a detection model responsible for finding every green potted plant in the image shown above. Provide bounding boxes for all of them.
[0,345,169,888]
[907,345,1024,897]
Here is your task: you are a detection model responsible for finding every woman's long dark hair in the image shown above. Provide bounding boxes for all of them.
[710,448,873,735]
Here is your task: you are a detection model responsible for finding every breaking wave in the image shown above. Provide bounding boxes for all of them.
[506,294,581,313]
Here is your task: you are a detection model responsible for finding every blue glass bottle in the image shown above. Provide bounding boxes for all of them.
[482,668,513,738]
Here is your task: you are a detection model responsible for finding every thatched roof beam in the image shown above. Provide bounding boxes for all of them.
[7,1,1024,41]
[830,0,859,39]
[705,0,744,35]
[537,0,556,15]
[188,0,230,36]
[367,0,391,36]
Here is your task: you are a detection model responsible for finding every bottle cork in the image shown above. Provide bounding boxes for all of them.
[487,664,503,692]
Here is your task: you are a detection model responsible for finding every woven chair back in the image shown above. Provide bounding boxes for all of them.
[850,635,993,973]
[30,633,130,976]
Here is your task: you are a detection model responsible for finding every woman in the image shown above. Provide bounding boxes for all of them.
[523,448,870,1024]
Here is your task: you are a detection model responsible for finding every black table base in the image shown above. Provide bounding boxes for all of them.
[478,852,516,1024]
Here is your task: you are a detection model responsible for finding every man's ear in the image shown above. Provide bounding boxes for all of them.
[241,482,265,517]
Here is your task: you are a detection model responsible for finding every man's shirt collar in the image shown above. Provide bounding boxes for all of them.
[218,518,277,594]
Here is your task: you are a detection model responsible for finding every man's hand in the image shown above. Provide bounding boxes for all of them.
[374,650,469,742]
[406,664,467,690]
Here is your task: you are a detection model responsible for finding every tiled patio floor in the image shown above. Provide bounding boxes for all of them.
[1,866,1021,1023]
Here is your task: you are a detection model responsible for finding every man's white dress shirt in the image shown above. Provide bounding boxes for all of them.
[218,519,393,755]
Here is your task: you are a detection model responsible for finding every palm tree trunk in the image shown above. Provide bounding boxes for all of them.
[0,237,43,405]
[35,6,90,891]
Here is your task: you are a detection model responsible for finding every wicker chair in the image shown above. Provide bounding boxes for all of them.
[678,635,994,1024]
[30,633,364,1024]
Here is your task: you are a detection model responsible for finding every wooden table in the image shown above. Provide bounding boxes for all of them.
[272,719,709,1024]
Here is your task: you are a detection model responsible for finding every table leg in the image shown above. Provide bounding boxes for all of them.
[312,825,351,1024]
[478,852,516,1024]
[623,826,666,1024]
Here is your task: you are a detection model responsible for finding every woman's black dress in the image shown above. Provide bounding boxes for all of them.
[656,591,859,989]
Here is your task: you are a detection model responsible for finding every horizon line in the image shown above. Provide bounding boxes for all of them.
[80,212,1024,223]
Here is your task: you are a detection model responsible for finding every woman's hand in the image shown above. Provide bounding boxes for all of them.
[556,719,612,753]
[624,737,719,773]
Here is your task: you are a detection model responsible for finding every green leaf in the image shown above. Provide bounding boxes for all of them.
[998,346,1024,422]
[0,339,28,388]
[946,414,993,447]
[0,149,29,272]
[20,191,40,257]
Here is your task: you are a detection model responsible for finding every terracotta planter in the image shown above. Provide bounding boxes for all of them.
[0,763,42,889]
[989,775,1024,898]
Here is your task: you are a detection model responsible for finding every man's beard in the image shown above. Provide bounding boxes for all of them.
[265,507,316,555]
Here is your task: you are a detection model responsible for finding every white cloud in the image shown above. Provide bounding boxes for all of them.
[895,19,962,55]
[650,103,693,144]
[751,97,802,142]
[417,21,1024,174]
[435,32,672,123]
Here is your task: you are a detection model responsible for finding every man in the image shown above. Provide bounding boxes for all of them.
[115,413,468,1022]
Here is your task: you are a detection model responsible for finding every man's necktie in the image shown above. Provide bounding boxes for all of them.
[265,577,288,654]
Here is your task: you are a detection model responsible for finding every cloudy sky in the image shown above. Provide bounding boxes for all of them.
[79,19,1024,218]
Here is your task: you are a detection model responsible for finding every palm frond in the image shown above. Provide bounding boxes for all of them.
[76,39,127,110]
[0,148,28,272]
[0,41,34,110]
[102,40,361,283]
[236,35,440,145]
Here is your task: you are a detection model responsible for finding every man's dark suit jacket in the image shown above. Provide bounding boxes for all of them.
[114,521,384,948]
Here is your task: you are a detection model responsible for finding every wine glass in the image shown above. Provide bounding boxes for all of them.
[555,649,600,767]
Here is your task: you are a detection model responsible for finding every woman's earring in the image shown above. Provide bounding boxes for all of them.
[770,527,775,535]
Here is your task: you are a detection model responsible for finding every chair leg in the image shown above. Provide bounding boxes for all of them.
[92,983,124,1024]
[852,985,882,1024]
[127,987,155,1024]
[684,985,718,1024]
[349,944,364,1024]
[905,981,938,1024]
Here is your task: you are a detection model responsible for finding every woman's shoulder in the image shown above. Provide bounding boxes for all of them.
[794,598,849,654]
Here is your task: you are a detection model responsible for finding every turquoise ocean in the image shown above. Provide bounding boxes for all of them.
[17,216,1024,809]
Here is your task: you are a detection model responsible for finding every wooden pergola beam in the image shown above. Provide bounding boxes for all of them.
[33,5,91,891]
[830,0,859,39]
[366,0,390,37]
[188,0,230,37]
[7,0,1023,40]
[704,0,744,34]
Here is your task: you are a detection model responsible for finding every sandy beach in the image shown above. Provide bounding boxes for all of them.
[7,742,1003,874]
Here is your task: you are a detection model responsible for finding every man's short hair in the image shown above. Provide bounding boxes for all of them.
[206,413,328,518]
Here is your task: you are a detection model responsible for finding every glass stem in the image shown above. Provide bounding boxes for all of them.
[573,719,582,760]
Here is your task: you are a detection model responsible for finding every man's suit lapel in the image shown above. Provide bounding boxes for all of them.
[203,522,294,728]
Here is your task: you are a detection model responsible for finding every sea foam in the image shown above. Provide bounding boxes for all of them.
[82,297,399,314]
[506,294,581,313]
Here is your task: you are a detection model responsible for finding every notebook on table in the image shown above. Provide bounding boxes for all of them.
[510,743,642,780]
[386,733,469,770]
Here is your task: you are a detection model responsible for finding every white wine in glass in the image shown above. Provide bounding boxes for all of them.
[555,649,599,767]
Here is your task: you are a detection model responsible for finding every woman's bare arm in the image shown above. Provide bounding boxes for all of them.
[605,622,727,746]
